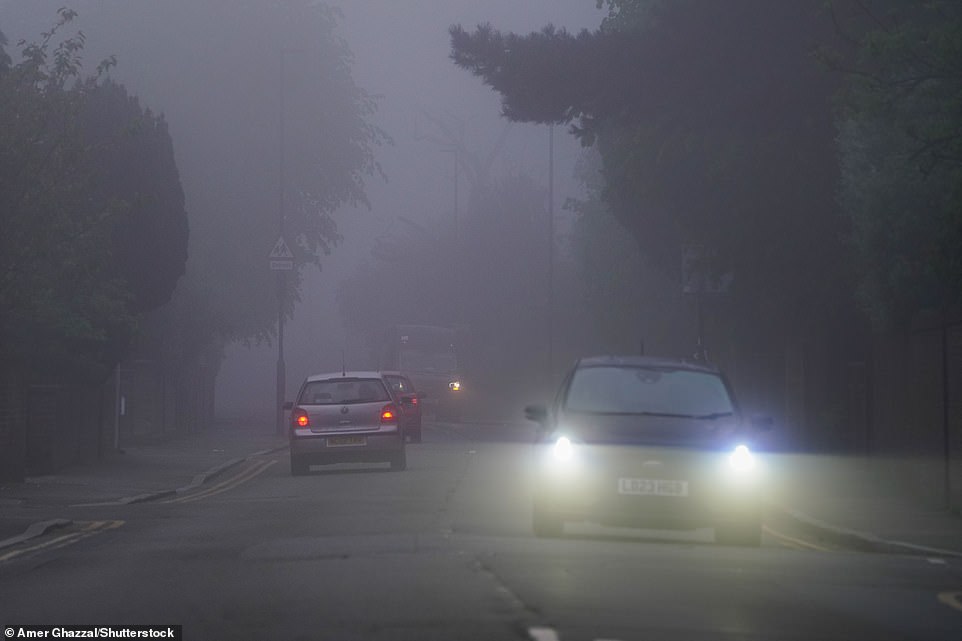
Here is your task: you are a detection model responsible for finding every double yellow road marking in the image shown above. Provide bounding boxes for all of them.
[0,520,124,564]
[163,458,276,504]
[0,458,276,565]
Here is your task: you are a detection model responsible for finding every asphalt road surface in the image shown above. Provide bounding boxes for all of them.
[1,421,960,640]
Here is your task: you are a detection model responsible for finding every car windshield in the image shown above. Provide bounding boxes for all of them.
[299,378,390,405]
[565,366,734,417]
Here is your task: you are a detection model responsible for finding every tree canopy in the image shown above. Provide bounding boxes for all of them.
[828,0,962,328]
[451,0,851,349]
[126,0,390,355]
[0,10,188,378]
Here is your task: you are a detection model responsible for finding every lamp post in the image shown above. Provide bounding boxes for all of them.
[440,146,460,247]
[547,124,555,385]
[440,145,460,325]
[275,47,302,435]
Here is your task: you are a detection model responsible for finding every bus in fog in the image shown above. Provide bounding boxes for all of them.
[379,324,464,421]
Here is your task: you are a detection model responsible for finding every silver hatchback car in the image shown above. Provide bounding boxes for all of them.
[286,371,407,475]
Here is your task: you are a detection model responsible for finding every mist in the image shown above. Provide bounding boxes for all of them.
[0,1,610,422]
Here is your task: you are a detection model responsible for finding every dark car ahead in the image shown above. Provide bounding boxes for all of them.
[286,371,407,475]
[382,371,423,443]
[525,356,769,545]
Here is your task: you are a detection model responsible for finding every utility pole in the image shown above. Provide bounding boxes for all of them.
[441,143,461,324]
[547,124,555,383]
[275,48,301,435]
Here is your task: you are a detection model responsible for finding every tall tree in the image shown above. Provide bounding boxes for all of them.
[0,10,188,378]
[81,79,188,316]
[826,0,962,328]
[450,0,854,352]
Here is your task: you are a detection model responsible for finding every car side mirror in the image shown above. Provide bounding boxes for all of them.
[524,403,548,424]
[283,401,294,411]
[750,415,774,432]
[400,394,416,407]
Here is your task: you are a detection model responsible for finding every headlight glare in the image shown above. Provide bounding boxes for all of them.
[728,444,754,471]
[552,435,574,461]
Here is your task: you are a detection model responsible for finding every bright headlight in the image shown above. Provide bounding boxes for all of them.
[728,444,754,471]
[448,380,461,392]
[552,435,574,461]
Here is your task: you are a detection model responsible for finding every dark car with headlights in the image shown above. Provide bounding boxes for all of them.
[524,355,769,545]
[286,371,407,475]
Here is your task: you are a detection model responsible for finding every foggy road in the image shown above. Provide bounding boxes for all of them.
[2,421,960,641]
[3,3,960,640]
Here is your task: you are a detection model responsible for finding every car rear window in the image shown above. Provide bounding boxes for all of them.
[565,366,734,417]
[384,375,413,394]
[299,378,391,405]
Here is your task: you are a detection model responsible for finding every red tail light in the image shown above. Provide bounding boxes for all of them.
[292,409,309,428]
[381,404,398,423]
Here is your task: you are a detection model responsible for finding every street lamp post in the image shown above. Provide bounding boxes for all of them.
[547,124,555,385]
[275,47,302,435]
[440,145,460,324]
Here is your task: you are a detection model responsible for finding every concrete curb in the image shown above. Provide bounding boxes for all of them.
[771,502,962,558]
[0,518,72,551]
[173,443,290,497]
[5,444,293,546]
[90,442,291,507]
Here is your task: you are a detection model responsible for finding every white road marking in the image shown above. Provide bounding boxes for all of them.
[528,628,560,641]
[937,591,962,613]
[528,629,622,641]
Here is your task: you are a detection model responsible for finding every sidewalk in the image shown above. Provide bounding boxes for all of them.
[0,422,288,546]
[765,452,962,557]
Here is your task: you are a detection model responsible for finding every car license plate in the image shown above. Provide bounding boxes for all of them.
[617,477,688,497]
[327,436,366,447]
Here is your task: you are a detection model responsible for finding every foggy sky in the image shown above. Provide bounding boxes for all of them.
[225,0,606,418]
[0,1,606,419]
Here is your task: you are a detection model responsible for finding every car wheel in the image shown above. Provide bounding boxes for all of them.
[390,449,407,471]
[714,517,762,546]
[532,504,564,538]
[290,454,309,476]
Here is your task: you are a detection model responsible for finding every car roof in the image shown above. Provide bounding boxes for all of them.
[575,355,719,374]
[304,371,387,382]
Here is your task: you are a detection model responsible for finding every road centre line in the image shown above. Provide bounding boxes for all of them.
[0,520,124,564]
[164,459,276,504]
[763,524,831,552]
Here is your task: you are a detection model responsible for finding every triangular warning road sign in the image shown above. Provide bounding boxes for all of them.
[269,237,294,259]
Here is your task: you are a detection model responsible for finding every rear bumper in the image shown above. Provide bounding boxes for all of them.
[290,430,404,464]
